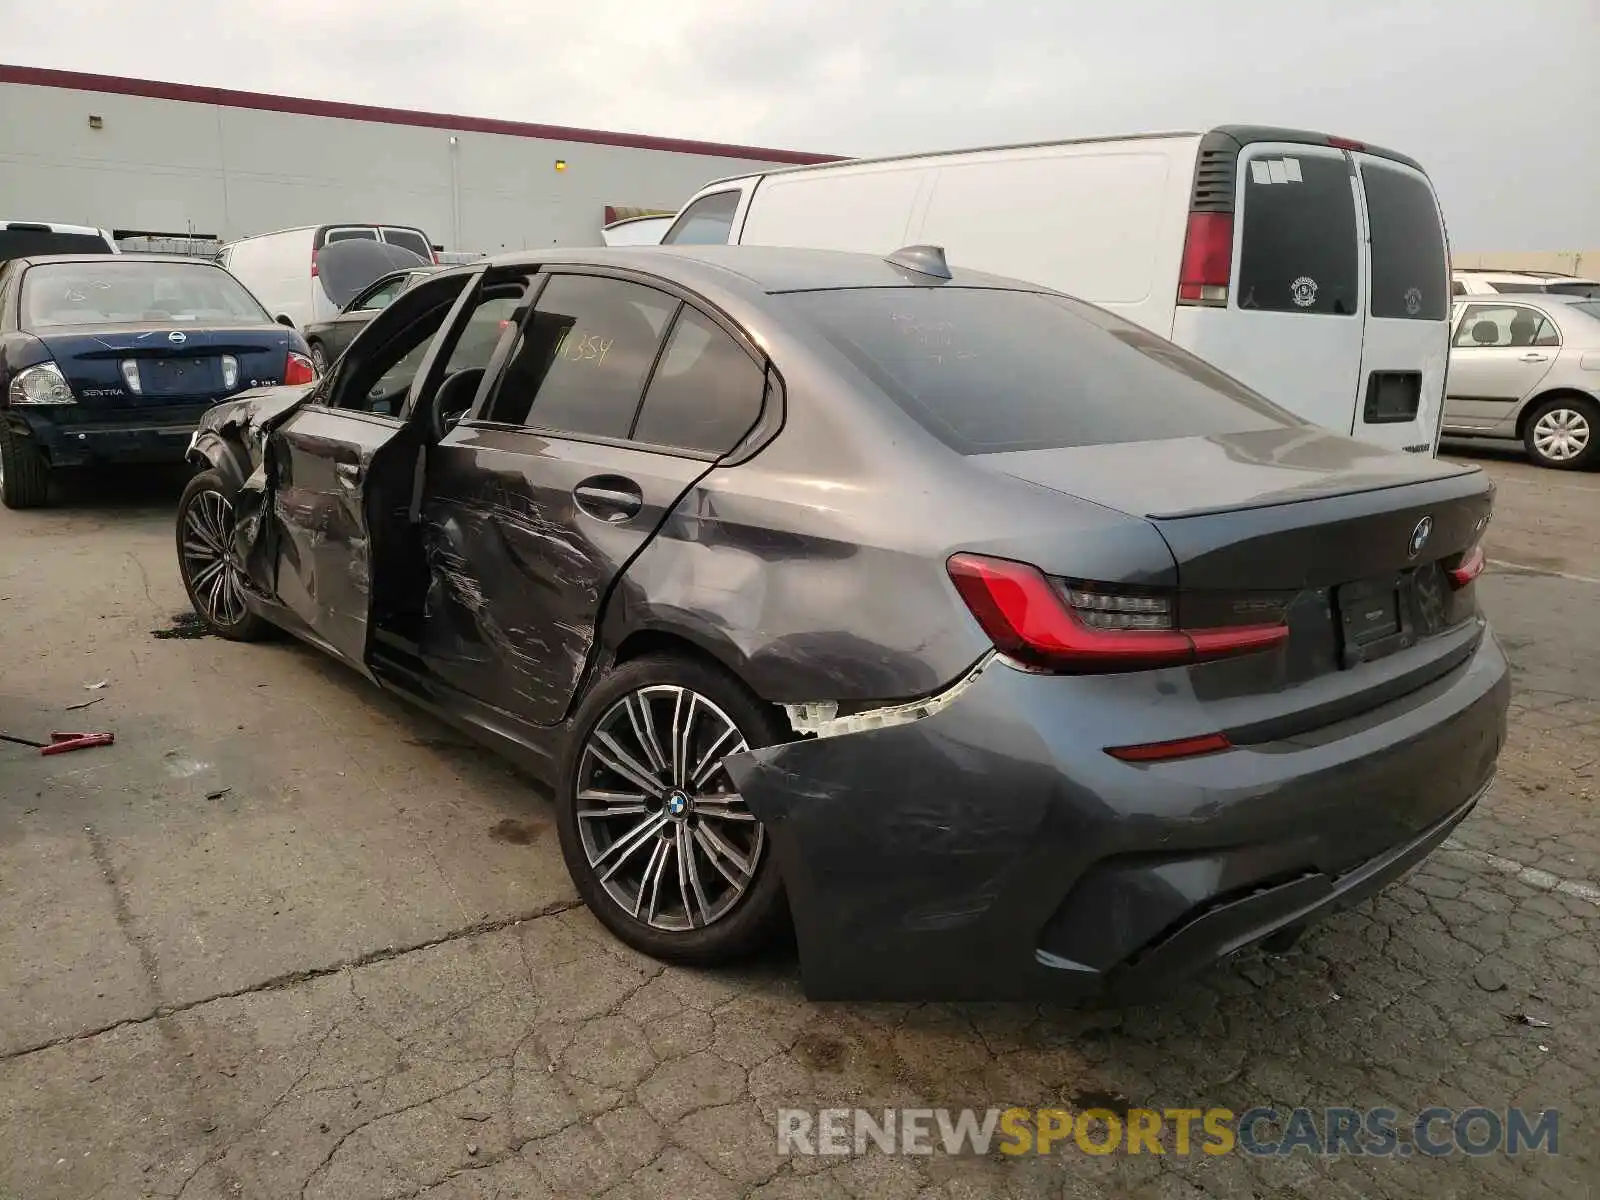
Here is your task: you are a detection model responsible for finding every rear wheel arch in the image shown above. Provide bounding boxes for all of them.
[596,625,788,732]
[1516,388,1599,440]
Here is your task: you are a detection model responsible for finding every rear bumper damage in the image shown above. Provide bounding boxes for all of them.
[9,408,209,467]
[724,632,1510,1002]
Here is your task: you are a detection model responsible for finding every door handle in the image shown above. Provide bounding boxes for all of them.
[573,476,643,523]
[1519,353,1550,363]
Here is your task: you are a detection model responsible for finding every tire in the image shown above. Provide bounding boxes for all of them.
[0,421,50,509]
[556,653,789,966]
[308,341,329,377]
[175,469,271,640]
[1523,394,1600,470]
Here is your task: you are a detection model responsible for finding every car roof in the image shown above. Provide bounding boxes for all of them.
[1454,269,1600,284]
[485,244,1038,295]
[3,219,110,235]
[7,253,221,268]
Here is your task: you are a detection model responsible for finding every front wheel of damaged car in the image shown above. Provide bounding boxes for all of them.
[556,654,788,965]
[175,469,271,641]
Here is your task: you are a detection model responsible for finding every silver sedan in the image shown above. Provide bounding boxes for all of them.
[1443,295,1600,469]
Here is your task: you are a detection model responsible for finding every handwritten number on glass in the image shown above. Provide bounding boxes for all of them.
[553,327,614,367]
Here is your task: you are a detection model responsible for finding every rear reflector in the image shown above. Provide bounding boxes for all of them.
[947,553,1287,673]
[284,351,316,386]
[1447,545,1485,589]
[1106,732,1232,762]
[1177,211,1233,306]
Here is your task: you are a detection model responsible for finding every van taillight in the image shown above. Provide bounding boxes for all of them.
[1326,135,1367,151]
[310,245,319,278]
[1177,211,1233,306]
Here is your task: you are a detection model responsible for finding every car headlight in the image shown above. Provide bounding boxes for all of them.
[9,362,77,406]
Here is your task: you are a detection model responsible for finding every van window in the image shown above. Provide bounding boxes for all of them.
[1236,153,1358,316]
[1363,163,1447,320]
[382,228,433,260]
[0,227,113,258]
[662,192,740,245]
[323,227,379,245]
[782,286,1293,455]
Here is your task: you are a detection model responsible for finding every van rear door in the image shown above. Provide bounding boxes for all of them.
[1185,141,1366,434]
[1350,155,1451,453]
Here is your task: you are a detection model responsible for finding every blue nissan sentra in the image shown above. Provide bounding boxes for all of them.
[0,253,313,508]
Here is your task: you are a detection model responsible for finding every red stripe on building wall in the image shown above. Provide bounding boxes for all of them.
[0,63,842,166]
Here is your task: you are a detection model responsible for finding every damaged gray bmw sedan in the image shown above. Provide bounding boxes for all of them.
[176,244,1509,1001]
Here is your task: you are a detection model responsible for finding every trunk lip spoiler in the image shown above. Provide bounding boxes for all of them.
[1144,464,1486,522]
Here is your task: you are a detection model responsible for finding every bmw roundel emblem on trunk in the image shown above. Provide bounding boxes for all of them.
[1409,516,1433,558]
[168,330,187,344]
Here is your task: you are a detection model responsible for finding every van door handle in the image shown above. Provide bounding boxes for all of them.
[573,476,643,523]
[1519,352,1550,363]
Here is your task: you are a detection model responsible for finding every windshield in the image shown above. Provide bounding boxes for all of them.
[782,287,1295,455]
[21,261,270,329]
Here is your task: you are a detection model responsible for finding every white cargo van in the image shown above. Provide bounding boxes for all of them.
[661,127,1452,454]
[218,224,435,329]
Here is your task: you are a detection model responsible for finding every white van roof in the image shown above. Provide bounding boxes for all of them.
[689,125,1428,191]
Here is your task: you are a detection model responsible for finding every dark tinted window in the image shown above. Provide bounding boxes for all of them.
[20,260,269,328]
[1237,153,1358,315]
[383,228,432,259]
[0,228,113,258]
[483,275,674,437]
[1452,280,1466,296]
[350,274,407,311]
[1487,281,1542,294]
[1363,163,1447,320]
[323,227,379,244]
[633,308,765,454]
[662,191,739,246]
[783,287,1293,455]
[1544,281,1600,298]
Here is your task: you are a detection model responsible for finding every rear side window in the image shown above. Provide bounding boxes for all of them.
[661,192,740,246]
[482,274,674,438]
[1363,163,1447,320]
[382,228,432,259]
[633,308,765,455]
[782,287,1293,455]
[1451,280,1466,296]
[1452,304,1559,349]
[1236,153,1358,315]
[0,228,112,258]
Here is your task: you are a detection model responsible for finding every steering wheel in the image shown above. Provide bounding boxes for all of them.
[427,368,485,441]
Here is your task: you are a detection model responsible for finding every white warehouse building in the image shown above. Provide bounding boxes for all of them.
[0,64,835,254]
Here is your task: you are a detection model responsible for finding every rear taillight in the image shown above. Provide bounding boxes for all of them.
[946,553,1287,673]
[1446,545,1485,589]
[1176,211,1233,306]
[284,351,316,386]
[1326,135,1366,151]
[310,245,319,278]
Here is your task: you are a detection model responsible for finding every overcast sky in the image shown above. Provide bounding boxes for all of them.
[3,0,1596,250]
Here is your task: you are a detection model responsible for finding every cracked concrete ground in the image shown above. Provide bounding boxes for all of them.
[1,454,1596,1199]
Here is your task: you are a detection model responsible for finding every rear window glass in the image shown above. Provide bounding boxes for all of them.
[383,228,433,259]
[1566,300,1600,321]
[1487,281,1542,294]
[322,227,379,245]
[21,260,270,328]
[1237,153,1358,316]
[0,229,112,258]
[1545,281,1600,298]
[662,192,739,246]
[781,287,1294,455]
[1363,164,1448,320]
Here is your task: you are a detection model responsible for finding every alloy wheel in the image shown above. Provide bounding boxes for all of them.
[575,685,764,932]
[181,489,250,626]
[1532,407,1590,463]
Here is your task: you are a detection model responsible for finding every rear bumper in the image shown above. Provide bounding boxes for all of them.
[6,407,208,467]
[726,626,1509,1002]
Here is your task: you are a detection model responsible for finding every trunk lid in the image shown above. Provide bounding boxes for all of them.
[976,427,1491,690]
[39,325,291,410]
